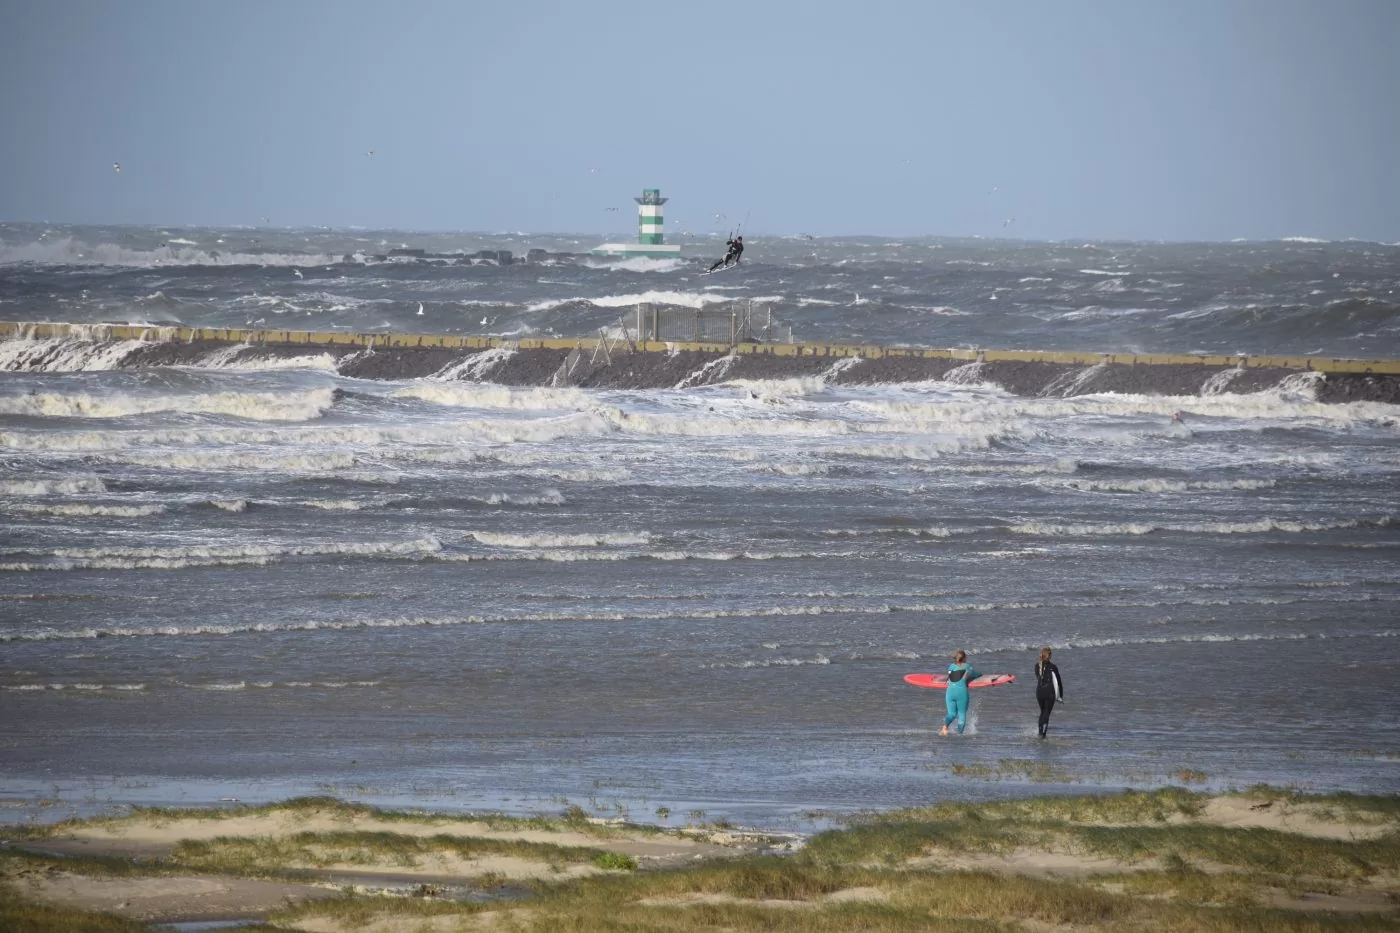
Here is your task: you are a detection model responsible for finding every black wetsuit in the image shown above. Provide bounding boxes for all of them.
[1034,660,1063,737]
[708,238,742,272]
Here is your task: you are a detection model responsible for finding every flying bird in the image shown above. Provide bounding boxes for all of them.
[293,268,303,279]
[112,162,120,172]
[989,185,998,194]
[605,207,618,212]
[1003,217,1015,227]
[367,149,375,157]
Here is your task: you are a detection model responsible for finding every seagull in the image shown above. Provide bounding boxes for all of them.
[989,185,998,194]
[367,149,375,157]
[416,302,424,316]
[479,316,488,325]
[112,162,121,172]
[1003,217,1015,227]
[293,268,303,279]
[605,207,618,212]
[261,216,271,224]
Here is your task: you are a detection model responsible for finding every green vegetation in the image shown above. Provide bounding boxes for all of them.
[0,884,148,933]
[4,788,1398,933]
[592,851,638,871]
[168,829,605,876]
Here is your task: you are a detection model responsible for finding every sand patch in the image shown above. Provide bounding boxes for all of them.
[636,891,814,909]
[39,808,743,864]
[1200,796,1395,840]
[636,886,888,909]
[1265,888,1399,913]
[911,848,1153,878]
[292,910,531,933]
[289,852,600,883]
[4,867,335,922]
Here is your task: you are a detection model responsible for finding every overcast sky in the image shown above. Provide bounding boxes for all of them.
[1,0,1396,241]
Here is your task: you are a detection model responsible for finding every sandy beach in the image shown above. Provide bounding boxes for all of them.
[3,788,1397,931]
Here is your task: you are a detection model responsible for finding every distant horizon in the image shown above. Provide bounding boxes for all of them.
[1,218,1395,249]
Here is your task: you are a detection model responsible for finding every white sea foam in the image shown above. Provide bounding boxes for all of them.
[1048,478,1276,494]
[394,382,588,410]
[0,386,336,421]
[8,503,166,517]
[0,337,144,373]
[473,490,566,506]
[527,290,731,313]
[431,347,517,382]
[1008,517,1387,537]
[704,655,832,669]
[10,593,1388,643]
[0,537,442,572]
[198,346,340,372]
[0,476,107,495]
[0,236,344,268]
[761,463,830,476]
[675,352,738,389]
[468,531,650,548]
[2,682,147,692]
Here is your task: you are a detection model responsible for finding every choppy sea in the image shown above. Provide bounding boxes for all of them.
[1,224,1398,829]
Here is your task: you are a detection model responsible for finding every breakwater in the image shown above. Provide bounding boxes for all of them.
[3,321,1400,403]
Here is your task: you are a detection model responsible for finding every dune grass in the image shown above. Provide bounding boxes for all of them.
[31,794,642,840]
[6,788,1398,932]
[272,856,1400,933]
[0,885,149,933]
[168,829,607,876]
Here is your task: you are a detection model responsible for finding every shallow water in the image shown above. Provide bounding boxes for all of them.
[1,230,1398,831]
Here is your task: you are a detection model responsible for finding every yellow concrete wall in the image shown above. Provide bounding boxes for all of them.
[2,320,1397,375]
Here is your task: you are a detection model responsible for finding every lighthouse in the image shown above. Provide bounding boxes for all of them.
[590,188,684,258]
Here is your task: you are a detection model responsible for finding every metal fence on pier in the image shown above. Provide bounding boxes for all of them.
[632,301,792,345]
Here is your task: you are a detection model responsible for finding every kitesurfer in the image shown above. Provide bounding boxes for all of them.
[708,235,743,272]
[1034,647,1064,738]
[940,649,982,736]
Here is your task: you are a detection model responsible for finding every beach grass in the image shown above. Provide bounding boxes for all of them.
[168,829,607,876]
[30,794,645,840]
[0,885,149,933]
[272,858,1400,932]
[5,787,1398,932]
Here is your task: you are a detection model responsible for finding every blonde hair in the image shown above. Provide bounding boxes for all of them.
[953,650,967,663]
[1039,647,1052,664]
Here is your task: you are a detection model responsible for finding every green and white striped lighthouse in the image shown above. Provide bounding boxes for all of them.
[591,187,684,258]
[636,188,666,245]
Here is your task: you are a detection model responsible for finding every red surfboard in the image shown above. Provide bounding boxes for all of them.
[904,673,1016,690]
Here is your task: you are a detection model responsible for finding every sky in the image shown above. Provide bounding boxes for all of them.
[1,0,1397,241]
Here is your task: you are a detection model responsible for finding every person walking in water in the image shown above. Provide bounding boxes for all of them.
[940,650,981,736]
[1034,647,1064,738]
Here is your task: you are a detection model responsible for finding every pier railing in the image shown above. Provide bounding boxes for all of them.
[632,302,792,345]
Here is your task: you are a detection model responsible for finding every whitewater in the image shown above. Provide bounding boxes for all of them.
[1,224,1398,828]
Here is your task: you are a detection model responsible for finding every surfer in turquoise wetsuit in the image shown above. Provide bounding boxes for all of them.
[940,649,981,736]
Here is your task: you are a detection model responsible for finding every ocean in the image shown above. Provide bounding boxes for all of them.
[1,223,1398,829]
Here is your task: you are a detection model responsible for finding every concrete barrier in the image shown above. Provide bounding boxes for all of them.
[2,320,1398,375]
